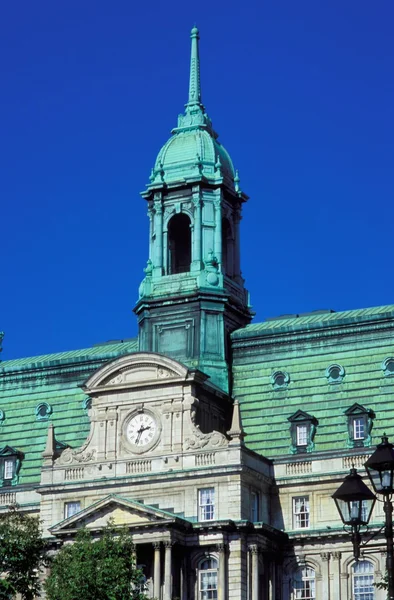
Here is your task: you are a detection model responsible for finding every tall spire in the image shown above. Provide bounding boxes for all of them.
[174,27,216,135]
[187,26,202,108]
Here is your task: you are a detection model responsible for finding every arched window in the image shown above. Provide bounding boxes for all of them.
[352,560,374,600]
[294,566,315,599]
[168,213,191,274]
[198,557,218,600]
[221,218,234,277]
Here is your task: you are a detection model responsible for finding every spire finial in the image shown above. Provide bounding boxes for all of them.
[187,26,202,108]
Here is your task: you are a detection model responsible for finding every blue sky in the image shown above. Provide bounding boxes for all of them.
[1,0,393,360]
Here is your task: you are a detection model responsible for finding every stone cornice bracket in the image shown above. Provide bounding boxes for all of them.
[227,399,246,445]
[249,544,259,555]
[320,552,330,561]
[332,551,342,560]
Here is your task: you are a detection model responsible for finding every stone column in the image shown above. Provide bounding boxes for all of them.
[340,571,348,600]
[214,197,222,269]
[153,542,161,600]
[269,561,276,600]
[331,552,341,600]
[249,545,259,600]
[217,543,227,600]
[192,188,202,270]
[320,552,330,600]
[164,541,172,600]
[233,205,242,282]
[154,195,163,277]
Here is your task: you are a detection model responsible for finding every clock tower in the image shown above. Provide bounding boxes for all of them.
[134,27,252,393]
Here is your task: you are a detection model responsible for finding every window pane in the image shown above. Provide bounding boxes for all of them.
[199,557,218,600]
[294,567,315,600]
[64,501,81,519]
[353,560,374,600]
[4,459,13,480]
[297,425,308,446]
[293,497,310,528]
[199,488,215,521]
[353,418,365,440]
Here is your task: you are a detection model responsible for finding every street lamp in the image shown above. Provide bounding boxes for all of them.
[332,468,376,559]
[364,435,394,600]
[332,435,394,600]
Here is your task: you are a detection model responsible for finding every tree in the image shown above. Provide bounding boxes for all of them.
[45,524,149,600]
[0,506,47,600]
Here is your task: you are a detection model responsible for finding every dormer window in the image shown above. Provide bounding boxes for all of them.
[288,410,318,454]
[0,446,24,487]
[344,403,374,448]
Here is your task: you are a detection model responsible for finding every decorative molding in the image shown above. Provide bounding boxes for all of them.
[64,467,84,481]
[195,453,216,466]
[0,492,16,505]
[342,455,369,470]
[285,461,312,475]
[185,427,228,451]
[57,448,95,466]
[231,320,394,351]
[126,460,152,474]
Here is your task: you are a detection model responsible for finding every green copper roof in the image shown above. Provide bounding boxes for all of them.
[232,304,394,339]
[148,28,236,190]
[232,304,394,458]
[0,339,137,486]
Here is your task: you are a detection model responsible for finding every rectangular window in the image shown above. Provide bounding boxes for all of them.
[353,561,374,600]
[198,488,215,521]
[353,418,365,440]
[64,501,81,519]
[199,570,218,600]
[251,491,260,522]
[293,496,310,529]
[4,459,14,480]
[296,425,308,446]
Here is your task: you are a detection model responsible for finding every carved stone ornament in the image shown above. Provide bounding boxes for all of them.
[185,426,228,450]
[56,447,96,465]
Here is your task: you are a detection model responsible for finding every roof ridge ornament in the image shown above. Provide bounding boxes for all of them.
[187,26,202,109]
[173,27,218,138]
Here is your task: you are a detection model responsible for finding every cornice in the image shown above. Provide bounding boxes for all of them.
[231,319,394,352]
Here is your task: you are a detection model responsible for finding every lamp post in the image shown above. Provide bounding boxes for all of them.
[364,436,394,600]
[332,468,376,560]
[332,435,394,600]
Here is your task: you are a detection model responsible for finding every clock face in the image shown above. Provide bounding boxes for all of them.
[126,412,157,448]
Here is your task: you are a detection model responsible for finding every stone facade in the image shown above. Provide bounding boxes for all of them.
[0,26,390,600]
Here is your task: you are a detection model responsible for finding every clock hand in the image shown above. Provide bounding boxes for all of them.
[135,425,144,444]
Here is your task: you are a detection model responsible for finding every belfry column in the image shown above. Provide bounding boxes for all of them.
[153,543,161,599]
[233,205,242,282]
[192,187,202,270]
[214,196,222,268]
[164,541,173,600]
[154,194,163,276]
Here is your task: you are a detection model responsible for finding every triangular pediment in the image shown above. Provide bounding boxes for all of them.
[83,352,190,391]
[0,445,24,458]
[288,410,317,424]
[50,495,188,536]
[344,403,374,417]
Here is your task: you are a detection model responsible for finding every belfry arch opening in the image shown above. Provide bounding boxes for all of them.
[222,217,234,277]
[168,213,191,274]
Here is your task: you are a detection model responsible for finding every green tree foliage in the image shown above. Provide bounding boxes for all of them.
[0,507,47,600]
[45,524,149,600]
